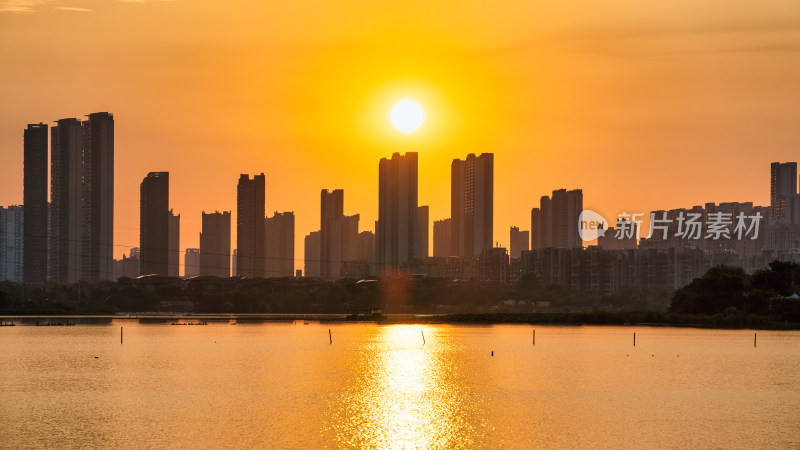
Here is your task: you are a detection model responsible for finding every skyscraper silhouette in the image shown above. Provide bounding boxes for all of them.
[770,162,797,223]
[433,218,453,257]
[415,205,429,259]
[265,211,295,278]
[509,226,529,259]
[236,173,265,277]
[377,152,419,273]
[531,189,583,249]
[50,118,84,283]
[200,211,231,277]
[168,209,180,277]
[451,153,493,257]
[81,112,114,281]
[140,172,169,276]
[320,189,359,279]
[304,231,321,278]
[320,189,344,279]
[23,123,48,283]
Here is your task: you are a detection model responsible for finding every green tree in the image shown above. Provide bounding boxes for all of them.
[669,265,750,314]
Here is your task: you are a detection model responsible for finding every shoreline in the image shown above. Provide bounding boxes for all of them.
[1,312,798,330]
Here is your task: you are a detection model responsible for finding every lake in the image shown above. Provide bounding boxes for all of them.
[1,322,799,448]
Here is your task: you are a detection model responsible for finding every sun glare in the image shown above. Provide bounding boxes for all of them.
[390,100,424,133]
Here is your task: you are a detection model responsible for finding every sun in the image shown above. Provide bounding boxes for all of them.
[390,100,424,133]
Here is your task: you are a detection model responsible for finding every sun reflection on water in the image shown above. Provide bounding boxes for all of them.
[324,325,481,449]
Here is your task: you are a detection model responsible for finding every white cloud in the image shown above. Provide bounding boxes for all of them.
[0,0,52,13]
[55,5,90,11]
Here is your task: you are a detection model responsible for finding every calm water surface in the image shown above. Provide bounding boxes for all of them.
[1,322,799,448]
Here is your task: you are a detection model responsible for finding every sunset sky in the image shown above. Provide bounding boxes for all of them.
[1,0,799,273]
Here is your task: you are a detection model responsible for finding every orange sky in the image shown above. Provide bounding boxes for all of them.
[1,0,799,274]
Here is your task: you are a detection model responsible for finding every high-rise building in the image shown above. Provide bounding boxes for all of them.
[356,231,375,267]
[231,249,237,277]
[531,207,542,250]
[236,174,265,277]
[531,195,552,250]
[168,209,180,277]
[771,162,797,223]
[0,205,24,283]
[81,112,114,281]
[50,118,84,283]
[433,218,453,257]
[304,231,321,278]
[264,211,295,278]
[377,152,419,273]
[550,189,570,248]
[23,123,48,283]
[184,248,200,278]
[451,153,493,257]
[140,172,169,276]
[200,211,231,277]
[320,189,344,279]
[532,189,583,249]
[320,189,360,279]
[415,205,429,260]
[509,226,529,259]
[565,190,583,248]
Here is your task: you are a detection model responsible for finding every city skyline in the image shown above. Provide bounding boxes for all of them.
[1,0,798,275]
[4,114,800,278]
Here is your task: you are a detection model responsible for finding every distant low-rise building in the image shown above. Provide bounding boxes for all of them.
[113,248,140,280]
[184,248,200,278]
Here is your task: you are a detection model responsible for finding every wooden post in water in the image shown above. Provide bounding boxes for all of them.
[121,327,123,344]
[329,329,332,344]
[533,329,536,346]
[421,330,425,344]
[633,332,636,347]
[754,332,757,348]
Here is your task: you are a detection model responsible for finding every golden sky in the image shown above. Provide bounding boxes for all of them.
[1,0,799,273]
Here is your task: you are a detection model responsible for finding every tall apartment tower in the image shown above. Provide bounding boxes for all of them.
[415,205,429,259]
[264,211,295,278]
[49,118,84,283]
[304,231,321,278]
[532,189,583,249]
[23,123,48,283]
[200,211,231,277]
[433,218,453,257]
[356,231,375,265]
[139,172,170,276]
[168,209,180,277]
[376,152,419,273]
[236,173,265,277]
[231,249,237,278]
[509,226,530,259]
[82,112,114,281]
[320,189,344,279]
[770,162,797,223]
[320,189,360,279]
[531,195,552,250]
[451,153,493,257]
